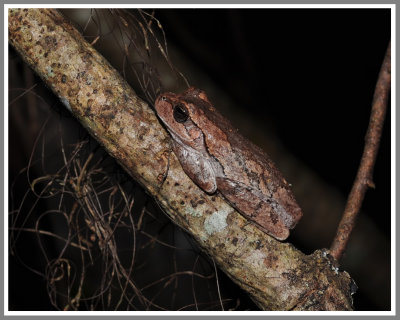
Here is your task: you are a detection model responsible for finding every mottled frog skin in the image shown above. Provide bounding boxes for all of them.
[155,87,302,240]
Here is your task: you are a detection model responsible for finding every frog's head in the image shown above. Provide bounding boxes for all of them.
[155,90,206,151]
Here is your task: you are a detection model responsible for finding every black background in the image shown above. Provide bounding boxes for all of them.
[155,8,391,235]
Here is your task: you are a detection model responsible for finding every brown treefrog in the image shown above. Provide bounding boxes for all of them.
[155,87,302,240]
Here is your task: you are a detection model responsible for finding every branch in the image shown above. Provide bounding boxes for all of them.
[330,41,391,261]
[9,8,354,310]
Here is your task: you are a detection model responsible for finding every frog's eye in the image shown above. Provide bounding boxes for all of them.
[161,96,167,101]
[173,104,189,123]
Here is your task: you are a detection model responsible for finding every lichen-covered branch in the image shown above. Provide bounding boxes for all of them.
[8,8,354,310]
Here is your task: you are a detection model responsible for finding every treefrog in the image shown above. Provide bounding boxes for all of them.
[155,87,302,240]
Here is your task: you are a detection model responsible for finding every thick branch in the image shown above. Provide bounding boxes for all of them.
[330,41,391,261]
[9,8,354,310]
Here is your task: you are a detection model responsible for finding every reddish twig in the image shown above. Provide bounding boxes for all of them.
[330,40,391,261]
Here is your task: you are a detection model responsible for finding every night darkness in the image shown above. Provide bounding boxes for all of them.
[9,9,391,311]
[155,8,390,229]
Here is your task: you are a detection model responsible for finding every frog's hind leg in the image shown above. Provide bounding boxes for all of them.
[216,177,290,240]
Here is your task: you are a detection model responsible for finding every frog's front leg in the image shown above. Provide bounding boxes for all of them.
[171,140,218,193]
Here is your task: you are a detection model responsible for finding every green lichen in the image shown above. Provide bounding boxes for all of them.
[46,65,55,77]
[204,209,230,235]
[186,207,203,217]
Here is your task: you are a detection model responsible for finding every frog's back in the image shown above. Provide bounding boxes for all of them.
[182,88,303,231]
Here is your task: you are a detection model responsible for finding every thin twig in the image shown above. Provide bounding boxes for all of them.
[330,40,391,261]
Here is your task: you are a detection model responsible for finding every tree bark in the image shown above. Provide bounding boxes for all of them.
[8,8,354,310]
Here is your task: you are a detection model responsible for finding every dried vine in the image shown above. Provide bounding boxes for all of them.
[330,41,391,261]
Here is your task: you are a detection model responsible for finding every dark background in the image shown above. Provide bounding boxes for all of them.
[9,9,391,311]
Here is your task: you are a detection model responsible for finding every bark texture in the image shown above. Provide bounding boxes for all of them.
[8,8,354,310]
